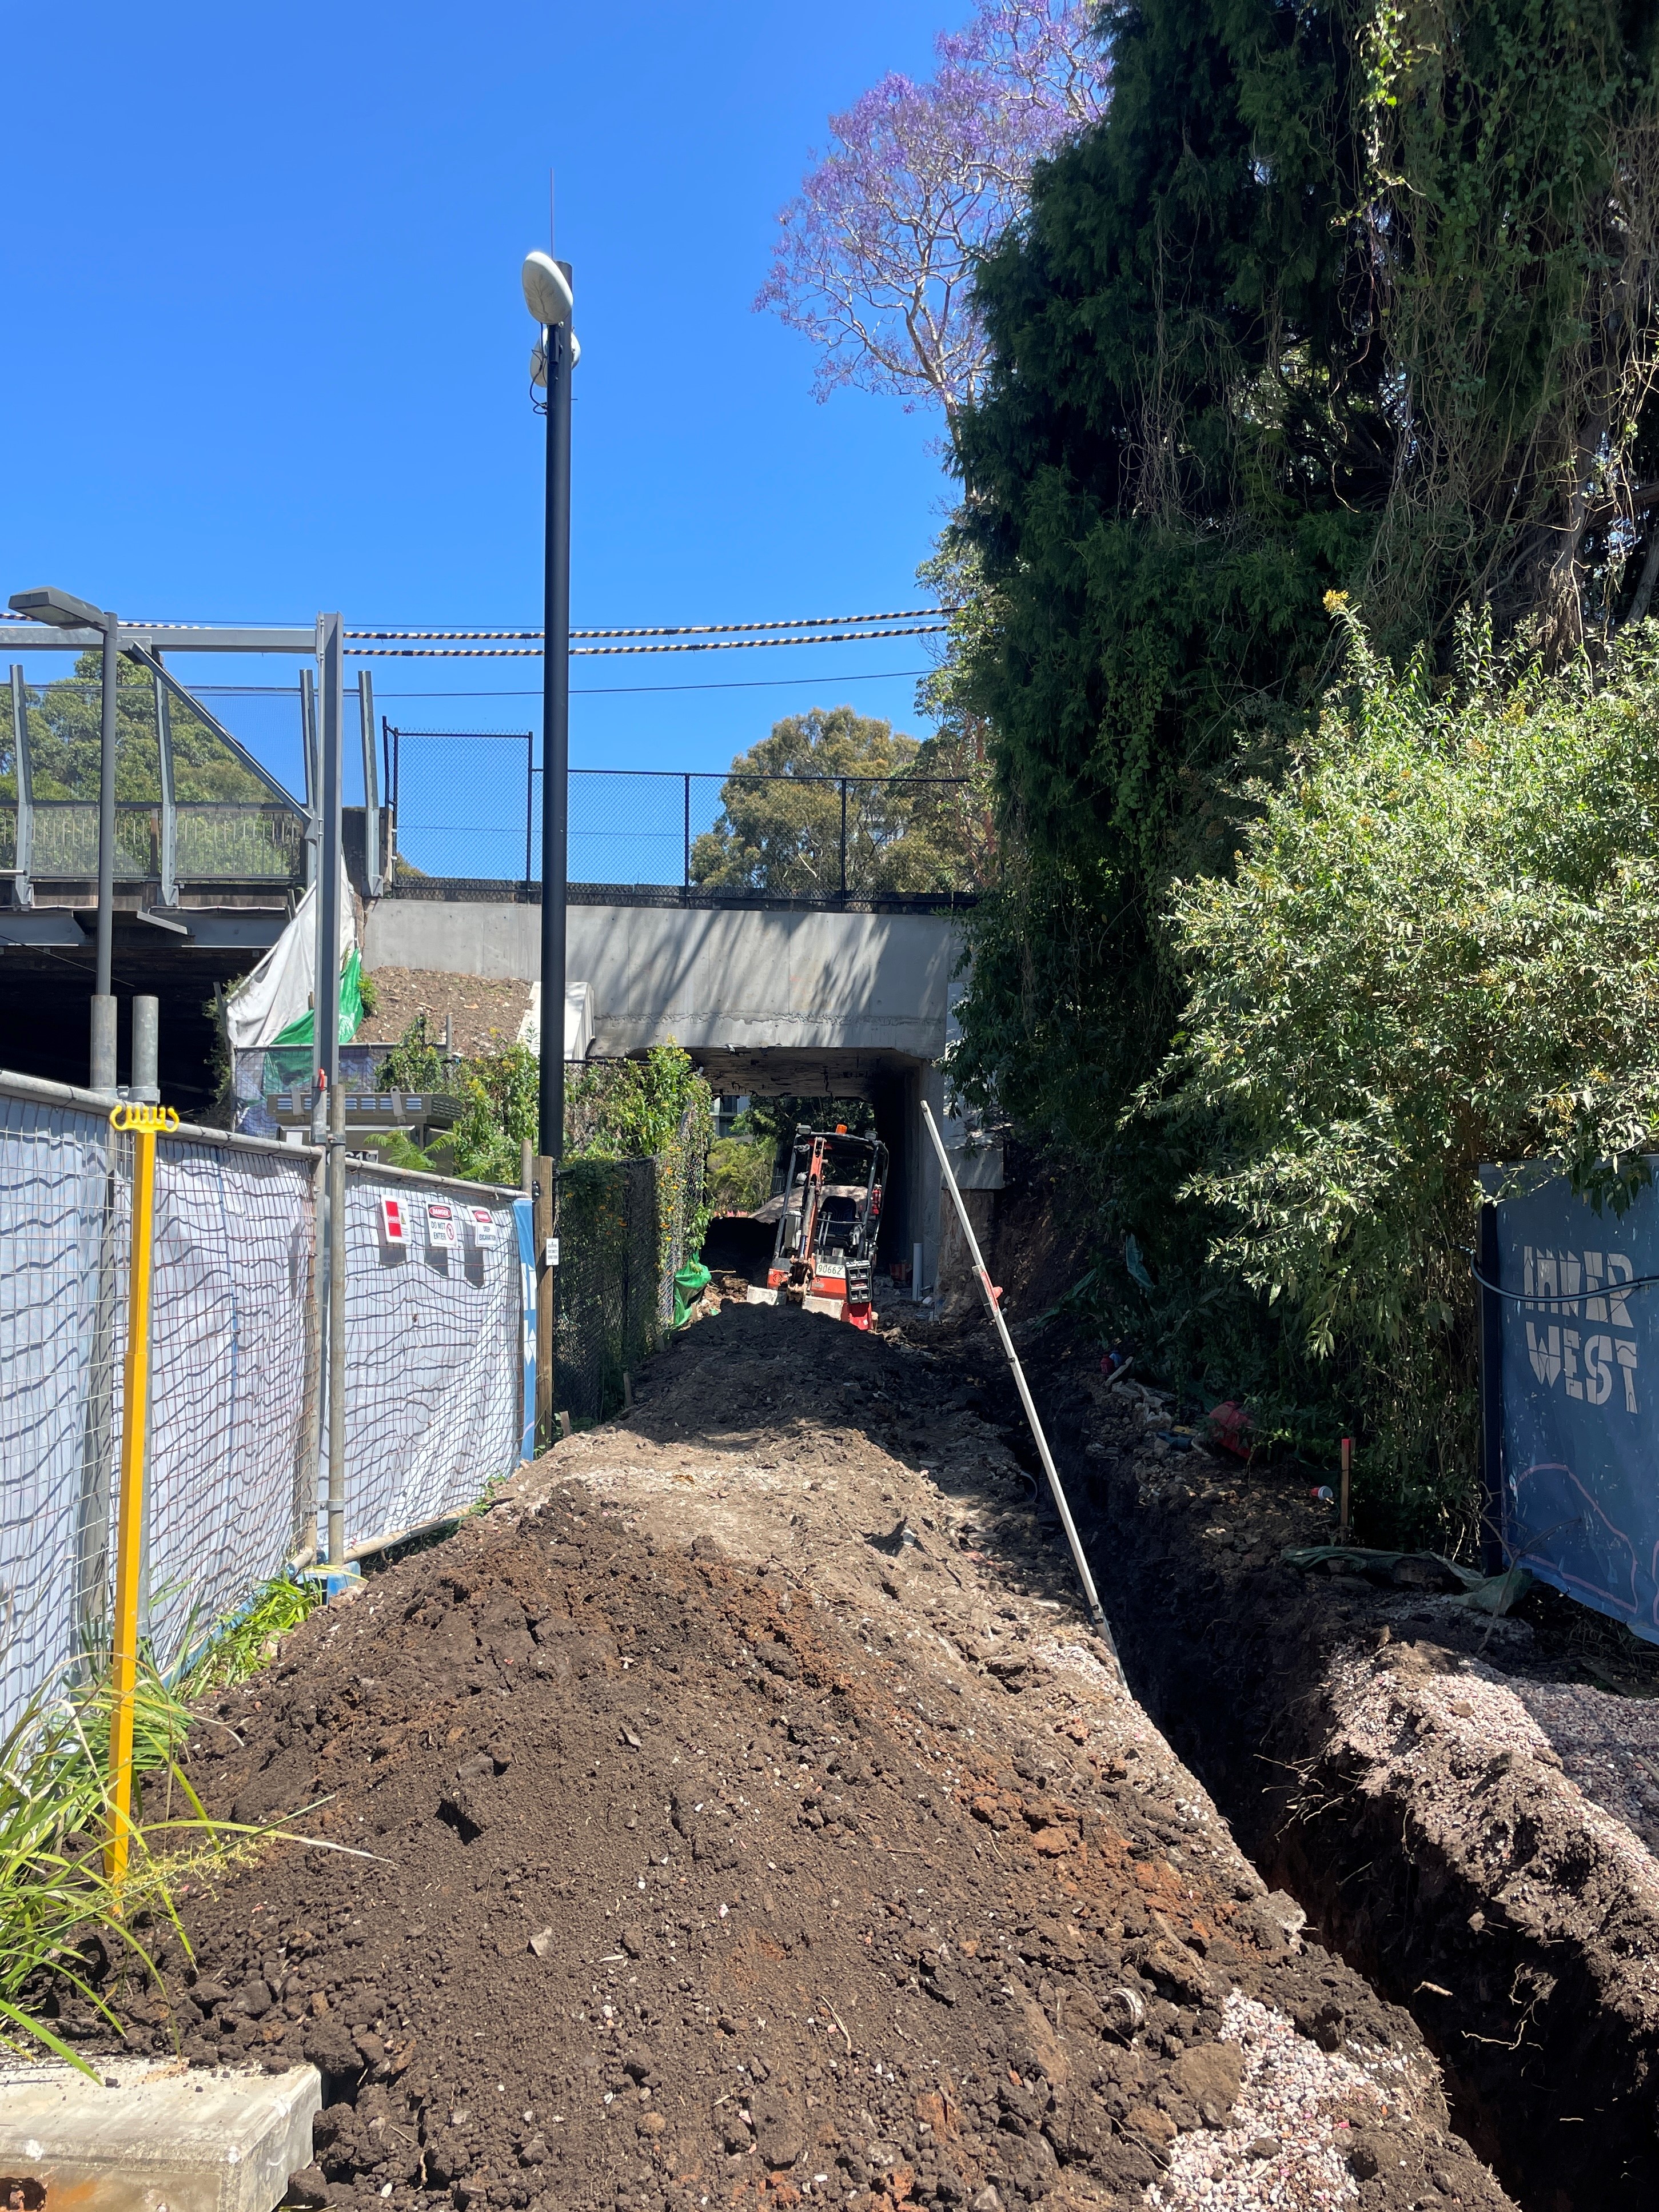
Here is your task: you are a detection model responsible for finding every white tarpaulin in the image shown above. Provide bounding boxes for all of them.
[224,864,357,1050]
[515,979,594,1059]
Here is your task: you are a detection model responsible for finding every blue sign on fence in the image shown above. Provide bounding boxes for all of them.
[1483,1162,1659,1643]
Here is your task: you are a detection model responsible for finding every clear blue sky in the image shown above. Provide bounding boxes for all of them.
[0,0,968,800]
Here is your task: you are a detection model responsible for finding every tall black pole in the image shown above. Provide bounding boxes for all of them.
[539,286,572,1162]
[316,612,344,1102]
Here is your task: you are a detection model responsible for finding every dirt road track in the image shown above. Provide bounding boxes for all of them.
[94,1304,1515,2211]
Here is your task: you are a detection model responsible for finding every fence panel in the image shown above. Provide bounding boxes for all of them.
[1483,1159,1659,1643]
[0,1092,121,1741]
[0,1067,696,1733]
[337,1167,525,1553]
[141,1137,317,1675]
[0,1076,535,1739]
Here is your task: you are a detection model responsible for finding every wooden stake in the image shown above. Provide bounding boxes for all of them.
[534,1155,556,1449]
[1340,1434,1353,1543]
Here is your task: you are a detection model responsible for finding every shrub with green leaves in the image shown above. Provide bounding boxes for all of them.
[1147,606,1659,1539]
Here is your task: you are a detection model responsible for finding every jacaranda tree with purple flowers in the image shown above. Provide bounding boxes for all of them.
[756,0,1107,446]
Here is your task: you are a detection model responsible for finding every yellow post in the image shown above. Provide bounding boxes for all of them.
[106,1100,178,1889]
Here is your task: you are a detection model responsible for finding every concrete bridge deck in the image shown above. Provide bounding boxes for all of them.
[364,890,967,1292]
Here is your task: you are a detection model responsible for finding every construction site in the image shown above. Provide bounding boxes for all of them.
[2,588,1659,2212]
[10,2,1659,2202]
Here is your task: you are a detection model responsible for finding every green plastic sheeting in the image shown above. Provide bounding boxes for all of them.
[673,1260,712,1329]
[273,947,364,1050]
[1282,1545,1534,1617]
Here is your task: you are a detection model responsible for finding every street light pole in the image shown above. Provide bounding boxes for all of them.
[536,278,573,1163]
[522,249,575,1452]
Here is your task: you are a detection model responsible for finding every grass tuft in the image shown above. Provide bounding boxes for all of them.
[0,1571,324,2070]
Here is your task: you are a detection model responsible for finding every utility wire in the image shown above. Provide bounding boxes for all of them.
[348,623,949,659]
[347,607,959,641]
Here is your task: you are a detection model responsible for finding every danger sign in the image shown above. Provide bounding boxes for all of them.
[468,1206,498,1247]
[379,1196,409,1246]
[426,1202,459,1250]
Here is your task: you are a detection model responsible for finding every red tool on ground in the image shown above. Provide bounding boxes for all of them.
[767,1125,889,1329]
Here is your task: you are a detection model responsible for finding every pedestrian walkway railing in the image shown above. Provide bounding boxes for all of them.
[382,738,992,904]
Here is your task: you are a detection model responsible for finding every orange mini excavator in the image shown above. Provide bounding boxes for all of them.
[767,1125,889,1329]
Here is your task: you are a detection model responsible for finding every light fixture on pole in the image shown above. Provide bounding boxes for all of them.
[7,586,121,1091]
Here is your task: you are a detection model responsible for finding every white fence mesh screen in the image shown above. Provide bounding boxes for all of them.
[333,1171,524,1554]
[142,1135,318,1676]
[0,1077,527,1739]
[0,1091,118,1741]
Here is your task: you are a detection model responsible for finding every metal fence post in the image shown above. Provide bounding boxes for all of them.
[359,671,382,897]
[9,666,33,910]
[153,666,178,908]
[300,669,319,890]
[839,778,848,899]
[316,613,344,1101]
[105,1099,178,1888]
[297,1140,324,1560]
[327,1080,348,1566]
[684,772,692,888]
[526,731,536,887]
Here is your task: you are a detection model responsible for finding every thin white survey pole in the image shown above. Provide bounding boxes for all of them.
[920,1099,1120,1666]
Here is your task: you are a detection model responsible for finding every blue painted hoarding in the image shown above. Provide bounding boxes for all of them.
[1482,1162,1659,1643]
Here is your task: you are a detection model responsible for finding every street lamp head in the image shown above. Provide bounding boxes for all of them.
[7,585,108,630]
[521,250,573,329]
[529,331,581,388]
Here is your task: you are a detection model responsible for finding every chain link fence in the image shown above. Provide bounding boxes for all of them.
[554,1111,706,1422]
[380,738,987,901]
[337,1167,525,1555]
[0,1072,532,1739]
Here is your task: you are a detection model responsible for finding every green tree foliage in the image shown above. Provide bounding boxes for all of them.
[3,652,273,802]
[689,706,990,895]
[1145,606,1659,1540]
[705,1135,777,1214]
[941,0,1659,1532]
[372,1023,713,1209]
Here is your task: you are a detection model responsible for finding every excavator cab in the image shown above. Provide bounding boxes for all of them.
[768,1126,888,1329]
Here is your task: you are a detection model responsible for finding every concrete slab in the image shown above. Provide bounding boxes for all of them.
[0,2056,320,2212]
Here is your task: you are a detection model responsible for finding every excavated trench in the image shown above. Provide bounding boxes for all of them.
[962,1342,1659,2212]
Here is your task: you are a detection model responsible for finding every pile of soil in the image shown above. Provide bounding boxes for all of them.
[364,970,532,1059]
[60,1305,1516,2212]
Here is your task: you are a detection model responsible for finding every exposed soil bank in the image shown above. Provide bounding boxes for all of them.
[999,1342,1659,2212]
[53,1305,1513,2212]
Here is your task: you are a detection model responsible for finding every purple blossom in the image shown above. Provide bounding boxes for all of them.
[756,1,1108,437]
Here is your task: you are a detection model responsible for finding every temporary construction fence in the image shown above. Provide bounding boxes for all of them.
[1480,1159,1659,1644]
[0,1067,528,1741]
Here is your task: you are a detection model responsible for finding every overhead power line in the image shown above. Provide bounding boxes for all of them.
[346,606,958,641]
[345,623,950,659]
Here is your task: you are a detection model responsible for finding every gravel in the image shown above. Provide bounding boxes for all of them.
[1148,1994,1391,2209]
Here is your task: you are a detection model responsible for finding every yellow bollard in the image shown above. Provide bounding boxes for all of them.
[105,1100,179,1889]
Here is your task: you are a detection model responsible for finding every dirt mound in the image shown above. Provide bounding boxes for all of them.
[59,1304,1514,2212]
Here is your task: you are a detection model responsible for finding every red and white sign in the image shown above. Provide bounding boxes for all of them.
[467,1206,497,1247]
[425,1201,459,1251]
[379,1196,409,1246]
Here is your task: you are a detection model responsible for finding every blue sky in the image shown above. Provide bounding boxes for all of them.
[0,0,968,802]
